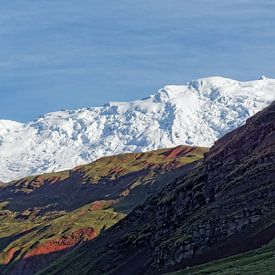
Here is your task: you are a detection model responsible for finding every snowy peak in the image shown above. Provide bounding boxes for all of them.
[0,76,275,182]
[188,76,236,91]
[0,120,24,134]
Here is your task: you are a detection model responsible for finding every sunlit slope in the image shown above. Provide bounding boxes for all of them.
[0,145,206,274]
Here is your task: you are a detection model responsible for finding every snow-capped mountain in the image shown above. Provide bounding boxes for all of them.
[1,76,275,182]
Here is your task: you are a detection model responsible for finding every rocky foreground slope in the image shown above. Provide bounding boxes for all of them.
[1,76,275,182]
[42,102,275,274]
[170,238,275,274]
[0,145,206,274]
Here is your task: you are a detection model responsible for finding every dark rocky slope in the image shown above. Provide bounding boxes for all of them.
[43,102,275,274]
[169,235,275,275]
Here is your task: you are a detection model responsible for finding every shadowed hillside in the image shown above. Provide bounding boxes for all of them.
[169,235,275,274]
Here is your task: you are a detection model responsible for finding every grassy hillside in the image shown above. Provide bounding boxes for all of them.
[0,145,207,274]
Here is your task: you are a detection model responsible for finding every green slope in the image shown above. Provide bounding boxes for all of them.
[0,145,207,274]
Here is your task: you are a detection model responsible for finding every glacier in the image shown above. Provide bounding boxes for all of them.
[0,76,275,182]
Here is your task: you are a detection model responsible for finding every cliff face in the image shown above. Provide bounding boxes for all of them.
[43,102,275,274]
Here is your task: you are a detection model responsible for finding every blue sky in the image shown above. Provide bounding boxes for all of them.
[1,0,275,122]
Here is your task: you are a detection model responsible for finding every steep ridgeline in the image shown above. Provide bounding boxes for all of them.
[43,102,275,274]
[0,146,207,274]
[1,76,275,182]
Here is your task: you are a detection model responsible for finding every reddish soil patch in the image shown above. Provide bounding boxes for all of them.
[110,166,125,174]
[89,200,105,211]
[120,189,130,197]
[89,199,119,211]
[24,227,96,258]
[33,176,45,183]
[4,247,18,264]
[164,146,194,159]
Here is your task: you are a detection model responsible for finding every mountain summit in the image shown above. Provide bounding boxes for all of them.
[0,76,275,182]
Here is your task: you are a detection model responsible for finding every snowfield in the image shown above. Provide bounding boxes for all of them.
[1,76,275,182]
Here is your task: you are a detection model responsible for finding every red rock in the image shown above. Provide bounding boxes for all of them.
[24,227,96,258]
[4,247,17,264]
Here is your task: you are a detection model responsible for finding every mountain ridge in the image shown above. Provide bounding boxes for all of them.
[0,145,207,274]
[1,76,275,182]
[41,101,275,274]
